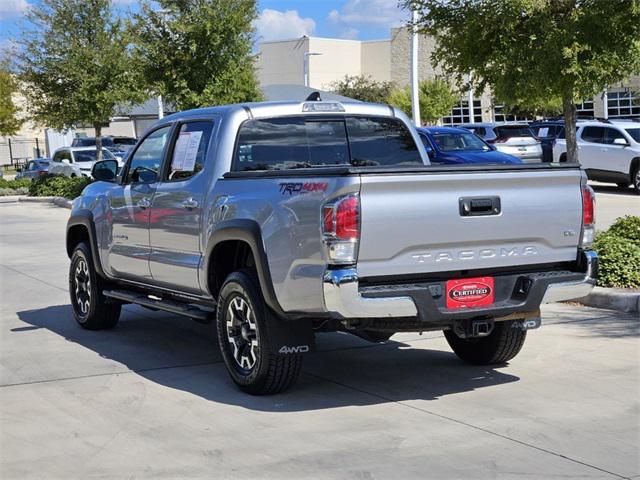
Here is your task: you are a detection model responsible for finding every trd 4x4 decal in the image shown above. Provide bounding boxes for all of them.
[279,182,328,195]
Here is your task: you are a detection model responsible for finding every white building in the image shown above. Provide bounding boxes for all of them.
[257,29,640,124]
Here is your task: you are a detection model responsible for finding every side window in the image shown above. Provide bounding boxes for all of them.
[28,162,36,171]
[557,127,566,139]
[52,151,63,162]
[604,128,625,145]
[167,121,214,181]
[125,126,172,184]
[581,126,605,143]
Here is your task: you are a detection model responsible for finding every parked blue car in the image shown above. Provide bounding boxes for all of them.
[416,126,521,164]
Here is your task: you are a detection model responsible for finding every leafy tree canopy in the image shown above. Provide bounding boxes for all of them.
[0,64,22,136]
[387,78,458,124]
[132,0,262,111]
[17,0,144,138]
[406,0,640,160]
[330,74,395,103]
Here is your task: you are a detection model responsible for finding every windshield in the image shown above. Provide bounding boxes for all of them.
[494,126,534,138]
[432,132,489,152]
[625,128,640,143]
[73,149,115,162]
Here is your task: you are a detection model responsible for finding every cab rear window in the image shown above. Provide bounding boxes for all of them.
[233,116,422,171]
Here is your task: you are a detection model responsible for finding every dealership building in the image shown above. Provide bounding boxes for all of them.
[257,27,640,124]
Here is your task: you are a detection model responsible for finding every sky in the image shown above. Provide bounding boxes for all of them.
[0,0,409,50]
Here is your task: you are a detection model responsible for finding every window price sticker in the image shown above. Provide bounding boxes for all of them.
[171,131,203,172]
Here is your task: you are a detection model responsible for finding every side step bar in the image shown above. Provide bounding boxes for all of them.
[103,289,215,322]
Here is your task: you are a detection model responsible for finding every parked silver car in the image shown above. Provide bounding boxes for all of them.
[48,147,118,178]
[459,123,543,162]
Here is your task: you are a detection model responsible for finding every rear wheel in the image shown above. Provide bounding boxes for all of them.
[444,321,526,365]
[216,271,302,395]
[632,167,640,194]
[69,242,121,330]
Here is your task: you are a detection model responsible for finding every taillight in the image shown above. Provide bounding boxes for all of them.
[322,194,360,264]
[581,185,595,247]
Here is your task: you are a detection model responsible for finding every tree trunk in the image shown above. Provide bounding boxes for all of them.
[562,94,578,163]
[94,123,103,162]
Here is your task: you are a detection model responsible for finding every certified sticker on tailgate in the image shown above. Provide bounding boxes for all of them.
[446,277,495,309]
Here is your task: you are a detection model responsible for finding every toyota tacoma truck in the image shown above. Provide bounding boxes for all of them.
[66,99,597,395]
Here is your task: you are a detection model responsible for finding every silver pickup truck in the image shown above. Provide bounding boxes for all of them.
[66,100,597,394]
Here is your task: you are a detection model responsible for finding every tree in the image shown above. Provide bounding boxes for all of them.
[132,0,262,111]
[17,0,144,160]
[387,78,458,124]
[330,74,395,103]
[0,66,22,136]
[407,0,640,162]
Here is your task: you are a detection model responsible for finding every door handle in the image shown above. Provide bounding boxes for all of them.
[181,198,199,210]
[137,197,150,209]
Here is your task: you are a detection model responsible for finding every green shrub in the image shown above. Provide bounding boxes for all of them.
[607,215,640,245]
[28,174,92,199]
[592,215,640,288]
[0,177,31,190]
[0,187,29,196]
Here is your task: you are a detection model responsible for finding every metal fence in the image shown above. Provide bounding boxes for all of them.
[0,138,46,171]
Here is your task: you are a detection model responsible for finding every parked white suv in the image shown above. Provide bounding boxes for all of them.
[458,123,543,162]
[553,120,640,193]
[49,147,118,178]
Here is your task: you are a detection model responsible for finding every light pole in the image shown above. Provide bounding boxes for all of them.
[303,52,322,88]
[410,8,421,126]
[156,8,171,120]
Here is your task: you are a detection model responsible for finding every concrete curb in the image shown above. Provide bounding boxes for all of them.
[575,287,640,313]
[0,195,72,209]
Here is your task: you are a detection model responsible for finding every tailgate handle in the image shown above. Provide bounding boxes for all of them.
[459,196,501,217]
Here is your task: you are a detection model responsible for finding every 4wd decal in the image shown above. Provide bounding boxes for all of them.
[279,182,328,195]
[446,277,495,309]
[278,345,310,354]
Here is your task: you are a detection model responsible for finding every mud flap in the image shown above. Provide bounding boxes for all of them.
[266,313,315,355]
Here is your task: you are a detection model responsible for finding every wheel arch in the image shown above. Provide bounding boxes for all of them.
[630,157,640,177]
[66,210,107,278]
[205,219,285,318]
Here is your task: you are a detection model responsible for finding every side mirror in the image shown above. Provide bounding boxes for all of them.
[62,159,70,164]
[92,160,118,182]
[613,138,629,146]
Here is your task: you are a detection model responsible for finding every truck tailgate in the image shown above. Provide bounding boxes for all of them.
[357,168,583,278]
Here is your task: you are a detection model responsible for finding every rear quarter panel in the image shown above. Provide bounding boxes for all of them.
[207,176,360,313]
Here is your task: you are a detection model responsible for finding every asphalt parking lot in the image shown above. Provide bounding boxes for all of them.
[1,203,639,479]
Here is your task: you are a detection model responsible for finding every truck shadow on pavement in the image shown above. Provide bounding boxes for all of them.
[16,304,522,411]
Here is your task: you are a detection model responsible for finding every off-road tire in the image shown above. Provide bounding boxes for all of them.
[444,321,526,365]
[216,271,302,395]
[69,242,121,330]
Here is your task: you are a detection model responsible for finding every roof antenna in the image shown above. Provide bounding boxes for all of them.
[305,91,322,101]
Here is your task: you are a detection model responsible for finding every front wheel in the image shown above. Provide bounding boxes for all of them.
[69,242,121,329]
[216,271,302,395]
[444,321,526,365]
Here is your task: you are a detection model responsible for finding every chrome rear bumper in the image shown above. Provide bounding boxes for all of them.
[323,250,598,320]
[541,250,597,303]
